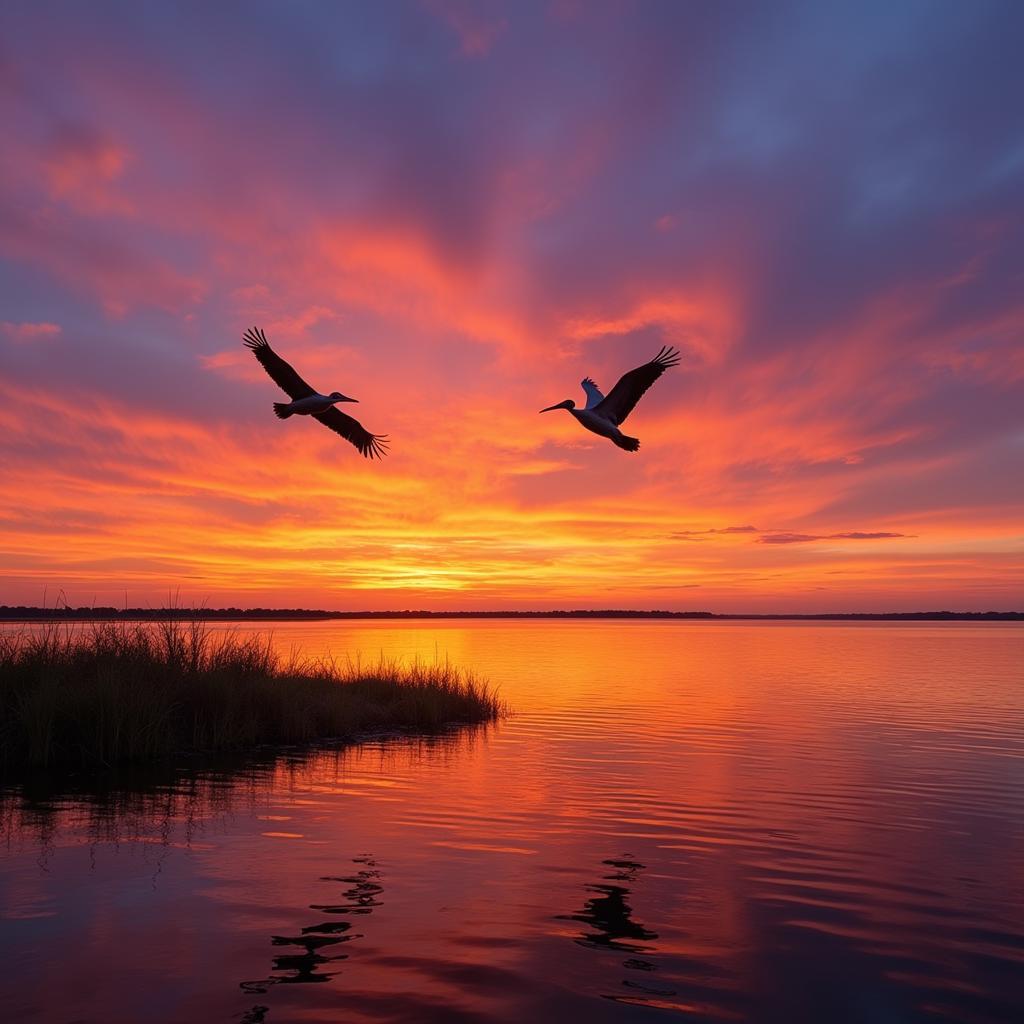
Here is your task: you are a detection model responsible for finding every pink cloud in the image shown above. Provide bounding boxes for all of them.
[1,321,61,342]
[0,207,205,316]
[43,123,133,214]
[422,0,508,57]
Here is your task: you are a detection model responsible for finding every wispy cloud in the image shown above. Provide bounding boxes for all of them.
[672,526,760,538]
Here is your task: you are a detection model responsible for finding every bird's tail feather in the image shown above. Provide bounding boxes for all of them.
[273,402,293,419]
[613,433,640,452]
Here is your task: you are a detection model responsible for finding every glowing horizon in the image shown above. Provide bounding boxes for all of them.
[1,2,1021,613]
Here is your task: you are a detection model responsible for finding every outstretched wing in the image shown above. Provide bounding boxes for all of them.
[580,377,605,409]
[313,407,389,460]
[595,346,681,425]
[242,327,316,400]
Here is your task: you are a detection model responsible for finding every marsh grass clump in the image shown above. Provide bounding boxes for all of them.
[0,620,504,771]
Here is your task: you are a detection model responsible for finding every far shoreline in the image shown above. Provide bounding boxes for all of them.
[1,608,1020,622]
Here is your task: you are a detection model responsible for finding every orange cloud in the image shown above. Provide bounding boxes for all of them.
[563,290,738,367]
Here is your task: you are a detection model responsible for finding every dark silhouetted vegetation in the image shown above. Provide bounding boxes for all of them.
[0,620,504,771]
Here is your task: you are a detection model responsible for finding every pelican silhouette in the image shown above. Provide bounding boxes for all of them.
[243,327,388,459]
[540,346,680,451]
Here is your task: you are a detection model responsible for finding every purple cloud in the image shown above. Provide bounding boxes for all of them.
[759,532,908,545]
[672,525,760,538]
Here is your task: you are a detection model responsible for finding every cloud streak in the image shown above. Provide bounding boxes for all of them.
[759,532,909,545]
[1,321,61,342]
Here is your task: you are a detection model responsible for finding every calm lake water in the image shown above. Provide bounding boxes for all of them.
[1,620,1022,1023]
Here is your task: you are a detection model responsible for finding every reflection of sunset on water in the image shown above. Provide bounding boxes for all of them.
[1,621,1021,1021]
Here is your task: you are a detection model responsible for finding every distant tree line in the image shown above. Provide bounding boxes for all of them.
[0,607,1020,621]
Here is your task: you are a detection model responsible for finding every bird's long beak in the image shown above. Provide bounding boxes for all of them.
[539,403,561,413]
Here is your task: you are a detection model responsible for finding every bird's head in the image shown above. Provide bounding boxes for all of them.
[328,391,358,404]
[539,399,575,413]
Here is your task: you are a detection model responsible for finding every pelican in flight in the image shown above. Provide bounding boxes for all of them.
[242,327,388,459]
[540,346,681,451]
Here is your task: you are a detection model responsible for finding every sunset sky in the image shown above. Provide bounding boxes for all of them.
[1,1,1022,612]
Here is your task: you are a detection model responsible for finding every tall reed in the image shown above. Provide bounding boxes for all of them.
[0,619,503,770]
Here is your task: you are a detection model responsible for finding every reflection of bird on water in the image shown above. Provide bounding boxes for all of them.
[560,856,678,1004]
[560,857,658,953]
[540,346,681,451]
[243,327,389,459]
[239,855,383,1013]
